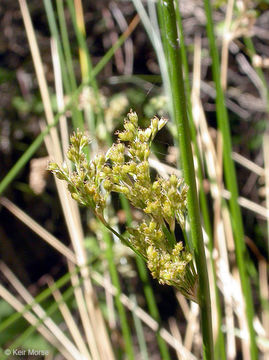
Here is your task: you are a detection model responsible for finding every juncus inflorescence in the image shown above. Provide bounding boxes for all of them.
[49,110,198,301]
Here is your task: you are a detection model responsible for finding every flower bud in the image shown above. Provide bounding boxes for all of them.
[71,192,80,202]
[103,179,113,191]
[118,131,135,142]
[85,183,96,196]
[151,117,159,131]
[152,180,161,192]
[117,143,125,153]
[124,121,136,133]
[103,166,112,175]
[149,221,157,232]
[158,117,167,131]
[170,174,178,186]
[53,170,67,180]
[138,130,147,142]
[128,162,137,172]
[163,200,173,217]
[127,110,138,126]
[47,162,59,171]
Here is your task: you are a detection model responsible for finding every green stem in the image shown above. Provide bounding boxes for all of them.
[203,1,258,358]
[43,0,71,93]
[56,0,77,90]
[175,5,226,359]
[56,0,85,129]
[162,224,176,248]
[0,114,60,196]
[130,294,149,360]
[102,225,135,360]
[121,195,171,360]
[66,0,104,127]
[101,218,146,261]
[160,1,214,358]
[44,0,84,131]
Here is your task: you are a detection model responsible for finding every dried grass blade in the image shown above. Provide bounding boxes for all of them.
[0,282,74,360]
[0,262,85,360]
[0,197,76,264]
[46,276,92,360]
[90,270,197,360]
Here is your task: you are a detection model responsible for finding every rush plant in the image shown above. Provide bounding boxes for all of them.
[49,110,198,302]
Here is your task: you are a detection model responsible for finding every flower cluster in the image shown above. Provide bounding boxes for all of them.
[128,220,197,300]
[48,132,107,218]
[49,111,198,301]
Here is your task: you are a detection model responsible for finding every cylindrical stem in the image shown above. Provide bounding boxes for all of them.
[160,1,214,358]
[203,0,258,358]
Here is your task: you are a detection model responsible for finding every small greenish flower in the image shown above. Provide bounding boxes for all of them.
[49,110,198,301]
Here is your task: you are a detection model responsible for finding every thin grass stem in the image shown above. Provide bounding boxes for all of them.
[46,276,92,359]
[44,0,84,130]
[66,0,103,126]
[55,0,85,129]
[1,264,84,360]
[0,265,81,334]
[0,197,76,263]
[174,9,226,354]
[43,0,71,93]
[121,195,171,360]
[0,281,82,360]
[244,37,269,107]
[130,295,149,360]
[203,1,258,358]
[102,225,135,360]
[159,1,214,358]
[90,271,197,359]
[56,0,77,89]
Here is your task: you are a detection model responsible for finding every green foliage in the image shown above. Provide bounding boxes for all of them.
[0,299,49,352]
[0,300,14,321]
[23,335,50,352]
[0,300,18,346]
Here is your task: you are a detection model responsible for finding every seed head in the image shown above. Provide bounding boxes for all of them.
[48,111,197,301]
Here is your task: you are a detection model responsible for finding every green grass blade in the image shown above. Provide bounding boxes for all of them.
[132,0,172,116]
[160,1,214,358]
[203,1,258,358]
[2,283,79,359]
[174,5,226,359]
[121,194,171,360]
[66,0,101,108]
[0,267,79,334]
[102,225,135,360]
[56,0,78,90]
[43,0,71,93]
[130,295,149,360]
[43,0,84,130]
